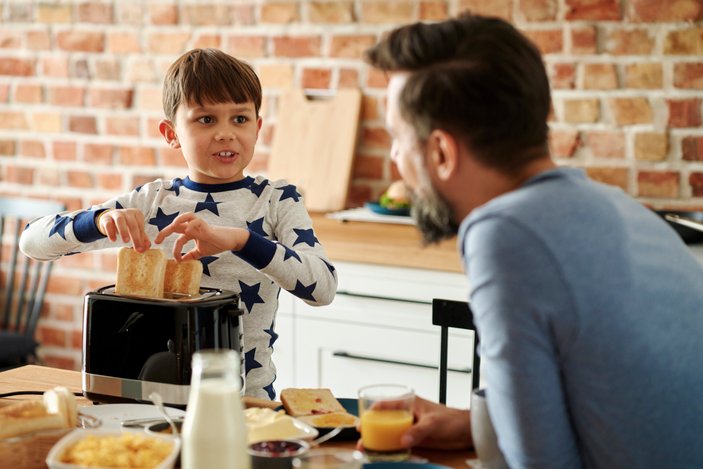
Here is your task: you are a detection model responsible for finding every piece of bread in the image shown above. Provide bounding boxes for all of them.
[0,391,76,439]
[279,388,346,417]
[164,259,203,296]
[43,386,77,428]
[298,411,358,428]
[115,248,167,299]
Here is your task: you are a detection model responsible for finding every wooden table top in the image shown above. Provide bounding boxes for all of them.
[0,365,476,468]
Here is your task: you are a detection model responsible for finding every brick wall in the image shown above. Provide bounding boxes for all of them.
[1,0,702,369]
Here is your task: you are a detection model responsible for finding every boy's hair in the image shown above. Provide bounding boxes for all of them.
[162,48,262,121]
[365,13,551,174]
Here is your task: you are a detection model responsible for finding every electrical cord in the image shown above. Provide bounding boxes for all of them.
[0,390,83,398]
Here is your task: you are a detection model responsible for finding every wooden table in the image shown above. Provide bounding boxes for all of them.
[0,365,475,468]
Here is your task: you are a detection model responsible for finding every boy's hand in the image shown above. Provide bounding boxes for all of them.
[96,208,151,252]
[154,212,250,261]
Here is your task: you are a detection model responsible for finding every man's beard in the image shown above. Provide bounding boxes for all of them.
[410,180,459,245]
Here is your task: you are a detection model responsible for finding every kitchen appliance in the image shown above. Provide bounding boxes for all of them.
[82,285,243,406]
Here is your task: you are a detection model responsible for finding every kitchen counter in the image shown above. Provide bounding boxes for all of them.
[310,213,463,273]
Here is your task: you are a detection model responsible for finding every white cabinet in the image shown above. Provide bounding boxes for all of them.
[273,261,474,408]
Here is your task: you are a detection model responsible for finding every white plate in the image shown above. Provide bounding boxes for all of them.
[79,403,185,429]
[247,416,319,444]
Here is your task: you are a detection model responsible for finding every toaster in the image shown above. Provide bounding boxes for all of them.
[82,285,243,406]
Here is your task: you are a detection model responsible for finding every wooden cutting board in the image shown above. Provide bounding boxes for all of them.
[268,88,362,212]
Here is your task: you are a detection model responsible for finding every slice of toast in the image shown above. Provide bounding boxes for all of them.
[115,248,167,299]
[279,388,347,417]
[298,411,358,428]
[164,259,203,296]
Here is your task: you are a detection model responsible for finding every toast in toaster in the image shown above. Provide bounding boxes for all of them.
[115,247,167,298]
[280,388,347,417]
[164,259,203,296]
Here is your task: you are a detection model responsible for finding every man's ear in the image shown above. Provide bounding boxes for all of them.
[427,129,459,181]
[158,120,180,148]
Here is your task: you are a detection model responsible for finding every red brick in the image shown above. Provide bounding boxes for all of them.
[37,326,67,347]
[147,32,190,54]
[366,68,389,89]
[88,88,133,109]
[346,184,373,208]
[585,130,625,158]
[353,154,385,179]
[41,354,77,371]
[523,29,563,54]
[0,84,7,102]
[125,59,157,83]
[634,132,668,161]
[148,4,178,25]
[261,2,299,23]
[582,63,618,90]
[258,64,294,88]
[549,129,580,158]
[519,0,558,21]
[5,165,34,184]
[667,98,702,128]
[15,84,43,104]
[226,36,266,58]
[57,31,105,52]
[624,63,663,89]
[41,57,69,78]
[31,112,60,132]
[53,141,77,161]
[458,0,513,20]
[108,32,141,53]
[250,152,268,174]
[37,4,71,23]
[664,28,703,55]
[67,170,94,188]
[230,5,257,25]
[605,29,654,55]
[689,172,703,196]
[339,68,360,88]
[629,0,703,22]
[309,1,354,23]
[0,31,22,48]
[330,35,377,59]
[563,99,600,123]
[83,143,114,164]
[571,27,597,54]
[193,34,221,49]
[610,97,652,125]
[273,36,321,57]
[94,59,121,81]
[47,85,85,107]
[682,136,703,161]
[361,1,415,23]
[0,111,29,130]
[419,1,449,20]
[7,3,31,22]
[674,62,703,89]
[637,171,679,198]
[78,2,113,23]
[0,139,16,155]
[302,68,332,89]
[0,57,35,76]
[105,117,140,136]
[71,330,82,350]
[362,127,391,150]
[181,5,232,26]
[25,30,50,50]
[160,148,188,167]
[118,4,145,25]
[36,166,61,186]
[361,96,382,121]
[566,0,621,19]
[586,167,629,191]
[132,174,162,188]
[119,146,157,166]
[19,140,45,158]
[69,116,97,134]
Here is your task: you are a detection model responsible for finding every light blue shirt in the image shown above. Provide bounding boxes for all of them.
[459,167,703,468]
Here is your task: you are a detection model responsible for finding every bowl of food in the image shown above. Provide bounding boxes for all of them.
[45,428,180,469]
[248,439,309,469]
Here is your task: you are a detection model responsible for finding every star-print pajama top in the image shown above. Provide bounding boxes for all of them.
[19,176,338,400]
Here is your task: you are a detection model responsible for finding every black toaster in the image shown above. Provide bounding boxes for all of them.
[82,285,243,406]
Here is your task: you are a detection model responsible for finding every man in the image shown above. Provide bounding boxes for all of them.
[365,13,703,468]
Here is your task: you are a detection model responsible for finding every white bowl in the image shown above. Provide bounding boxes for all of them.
[46,428,180,469]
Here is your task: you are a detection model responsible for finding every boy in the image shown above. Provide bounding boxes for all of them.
[20,48,338,399]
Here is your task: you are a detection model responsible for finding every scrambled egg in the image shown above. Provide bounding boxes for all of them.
[244,407,303,443]
[60,433,173,468]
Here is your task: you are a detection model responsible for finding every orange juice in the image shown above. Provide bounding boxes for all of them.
[360,409,413,451]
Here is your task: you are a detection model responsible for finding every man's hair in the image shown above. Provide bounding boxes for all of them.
[365,14,551,173]
[162,48,262,121]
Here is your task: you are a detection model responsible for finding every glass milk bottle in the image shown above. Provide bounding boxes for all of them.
[181,349,251,469]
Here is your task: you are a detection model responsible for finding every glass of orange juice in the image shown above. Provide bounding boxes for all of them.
[358,384,414,461]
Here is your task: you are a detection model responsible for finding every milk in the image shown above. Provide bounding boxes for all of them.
[181,350,250,469]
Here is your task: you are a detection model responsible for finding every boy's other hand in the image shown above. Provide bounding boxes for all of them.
[154,212,250,261]
[97,208,151,252]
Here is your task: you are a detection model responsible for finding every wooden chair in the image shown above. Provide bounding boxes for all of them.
[0,197,65,369]
[432,298,480,405]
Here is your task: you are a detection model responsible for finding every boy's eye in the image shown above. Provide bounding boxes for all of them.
[197,116,214,124]
[234,115,248,124]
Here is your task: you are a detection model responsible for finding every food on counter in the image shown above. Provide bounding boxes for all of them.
[298,411,357,428]
[58,432,173,468]
[0,386,77,439]
[379,180,411,211]
[164,259,203,296]
[280,388,346,417]
[115,248,167,298]
[244,407,304,444]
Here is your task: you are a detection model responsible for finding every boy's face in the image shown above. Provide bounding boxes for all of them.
[159,100,262,184]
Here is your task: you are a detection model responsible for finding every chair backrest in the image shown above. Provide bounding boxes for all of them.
[0,197,65,339]
[432,298,480,405]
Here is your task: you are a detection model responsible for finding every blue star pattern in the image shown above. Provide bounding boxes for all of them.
[322,259,336,275]
[194,193,220,216]
[166,178,184,196]
[282,245,301,263]
[244,348,262,376]
[292,228,318,247]
[247,217,269,238]
[200,256,218,276]
[264,322,278,348]
[115,201,124,209]
[277,184,301,203]
[249,179,269,197]
[263,382,276,400]
[49,214,72,240]
[148,208,179,231]
[239,280,265,312]
[288,280,317,301]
